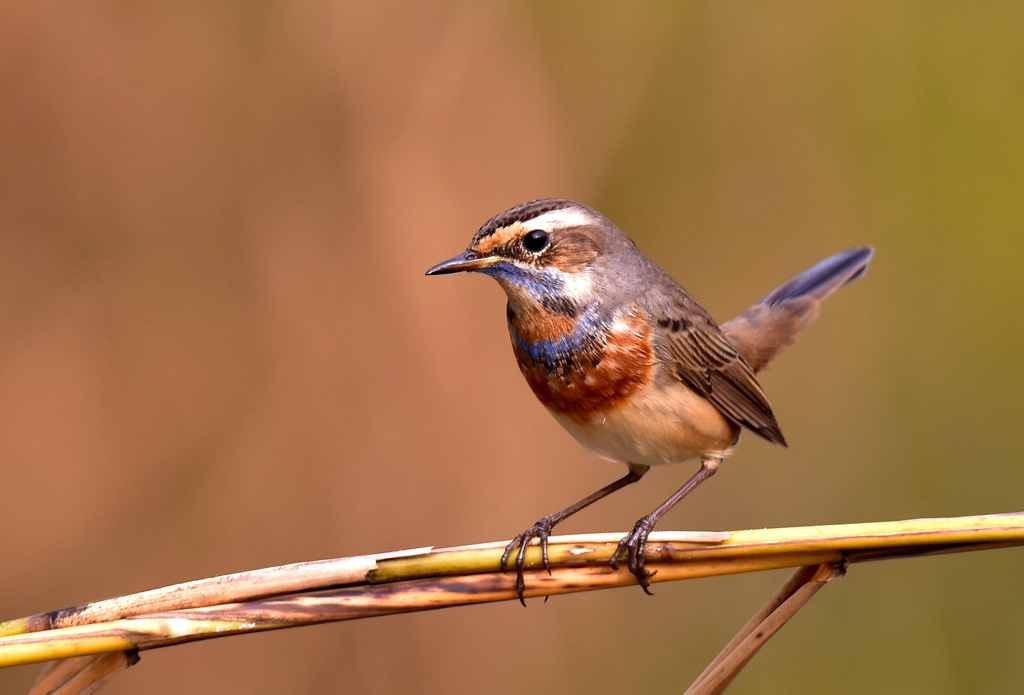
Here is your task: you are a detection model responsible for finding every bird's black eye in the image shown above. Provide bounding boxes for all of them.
[523,230,549,253]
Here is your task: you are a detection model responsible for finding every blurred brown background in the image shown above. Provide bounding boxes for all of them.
[3,2,1024,693]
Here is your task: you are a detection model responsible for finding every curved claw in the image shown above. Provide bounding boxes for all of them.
[610,516,658,594]
[501,517,555,605]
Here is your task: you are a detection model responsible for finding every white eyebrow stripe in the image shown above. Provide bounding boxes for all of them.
[524,208,591,231]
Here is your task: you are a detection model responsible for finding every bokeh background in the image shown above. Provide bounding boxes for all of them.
[3,2,1024,693]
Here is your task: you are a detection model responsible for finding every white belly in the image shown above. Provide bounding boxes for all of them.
[551,380,739,466]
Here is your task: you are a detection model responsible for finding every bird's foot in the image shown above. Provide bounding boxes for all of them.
[609,515,658,594]
[501,516,556,605]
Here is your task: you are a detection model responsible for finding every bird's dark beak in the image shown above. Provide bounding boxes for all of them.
[425,250,498,276]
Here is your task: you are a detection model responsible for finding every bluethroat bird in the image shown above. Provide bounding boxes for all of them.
[427,198,873,602]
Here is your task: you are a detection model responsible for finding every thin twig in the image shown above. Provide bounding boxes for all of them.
[685,562,846,694]
[29,651,138,695]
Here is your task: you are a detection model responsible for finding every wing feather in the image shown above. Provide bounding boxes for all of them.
[653,295,787,446]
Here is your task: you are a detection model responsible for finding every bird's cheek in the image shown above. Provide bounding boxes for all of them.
[558,268,594,304]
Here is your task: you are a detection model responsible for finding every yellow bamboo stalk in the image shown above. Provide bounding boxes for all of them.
[1,513,1022,671]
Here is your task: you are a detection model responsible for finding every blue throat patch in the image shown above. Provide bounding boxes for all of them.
[481,260,563,297]
[480,260,604,362]
[507,309,603,363]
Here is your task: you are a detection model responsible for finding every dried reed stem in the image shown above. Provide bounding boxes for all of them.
[2,512,1023,693]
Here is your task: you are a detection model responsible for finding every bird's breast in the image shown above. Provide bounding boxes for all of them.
[508,303,656,419]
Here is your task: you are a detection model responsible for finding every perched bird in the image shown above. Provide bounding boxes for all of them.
[427,198,872,602]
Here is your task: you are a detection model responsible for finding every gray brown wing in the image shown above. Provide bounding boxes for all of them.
[653,299,787,446]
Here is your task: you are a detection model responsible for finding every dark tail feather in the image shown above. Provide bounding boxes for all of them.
[758,246,875,306]
[722,247,874,373]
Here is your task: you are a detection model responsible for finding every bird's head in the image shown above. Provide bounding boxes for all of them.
[426,199,632,316]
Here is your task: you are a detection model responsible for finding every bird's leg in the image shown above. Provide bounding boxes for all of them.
[502,464,648,605]
[611,457,720,594]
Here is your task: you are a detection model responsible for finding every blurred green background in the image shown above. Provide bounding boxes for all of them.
[2,2,1024,693]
